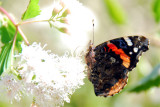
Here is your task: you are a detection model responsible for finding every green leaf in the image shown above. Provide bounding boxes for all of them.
[21,0,41,20]
[0,26,11,43]
[152,0,160,23]
[15,41,22,53]
[128,64,160,92]
[0,16,23,75]
[0,42,13,75]
[103,0,127,24]
[0,19,23,44]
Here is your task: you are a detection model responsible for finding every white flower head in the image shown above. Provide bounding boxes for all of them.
[0,74,24,103]
[17,42,85,106]
[0,0,90,106]
[37,0,96,52]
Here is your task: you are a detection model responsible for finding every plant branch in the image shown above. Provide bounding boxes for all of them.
[11,27,18,69]
[0,6,29,45]
[0,7,16,25]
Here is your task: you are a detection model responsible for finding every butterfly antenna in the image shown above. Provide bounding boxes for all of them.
[92,19,95,45]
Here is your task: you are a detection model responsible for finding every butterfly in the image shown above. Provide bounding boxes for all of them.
[85,36,149,97]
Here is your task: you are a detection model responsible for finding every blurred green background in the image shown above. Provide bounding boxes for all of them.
[0,0,160,107]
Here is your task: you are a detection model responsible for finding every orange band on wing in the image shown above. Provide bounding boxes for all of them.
[104,47,107,52]
[120,54,130,62]
[120,54,130,68]
[107,43,130,68]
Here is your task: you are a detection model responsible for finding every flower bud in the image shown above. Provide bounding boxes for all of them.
[60,0,66,8]
[59,18,68,24]
[61,9,71,17]
[52,8,60,17]
[57,27,70,35]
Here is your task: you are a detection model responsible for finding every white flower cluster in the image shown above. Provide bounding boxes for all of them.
[0,43,86,107]
[38,0,95,52]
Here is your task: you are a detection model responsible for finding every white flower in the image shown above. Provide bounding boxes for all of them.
[18,42,85,107]
[0,0,89,106]
[0,42,85,107]
[0,74,24,103]
[36,0,96,52]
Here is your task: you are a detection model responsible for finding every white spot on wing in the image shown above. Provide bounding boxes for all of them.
[139,45,141,48]
[129,52,132,55]
[133,47,138,53]
[124,37,133,46]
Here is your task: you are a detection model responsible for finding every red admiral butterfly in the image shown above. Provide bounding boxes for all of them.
[85,36,149,97]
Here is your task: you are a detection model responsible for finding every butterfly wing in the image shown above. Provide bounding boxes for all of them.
[109,36,149,71]
[85,36,149,97]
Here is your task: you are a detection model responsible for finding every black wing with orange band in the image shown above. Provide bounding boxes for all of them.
[86,36,149,97]
[95,36,149,71]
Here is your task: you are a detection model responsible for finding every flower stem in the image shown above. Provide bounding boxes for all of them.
[17,19,49,26]
[17,27,30,45]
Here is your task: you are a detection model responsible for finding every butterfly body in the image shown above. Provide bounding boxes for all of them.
[85,36,149,97]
